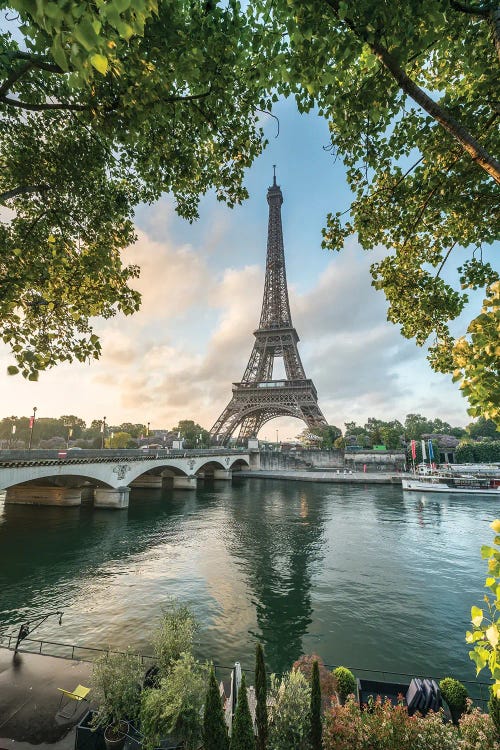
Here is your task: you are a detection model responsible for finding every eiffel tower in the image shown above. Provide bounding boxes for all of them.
[210,170,327,445]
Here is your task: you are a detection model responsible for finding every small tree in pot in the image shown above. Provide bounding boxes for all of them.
[153,601,198,676]
[140,652,208,750]
[91,650,144,750]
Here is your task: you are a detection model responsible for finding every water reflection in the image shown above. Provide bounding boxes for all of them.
[225,479,327,672]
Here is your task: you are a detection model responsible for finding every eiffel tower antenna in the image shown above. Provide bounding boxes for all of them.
[210,176,327,445]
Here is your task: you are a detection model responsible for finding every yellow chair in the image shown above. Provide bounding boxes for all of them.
[56,684,90,719]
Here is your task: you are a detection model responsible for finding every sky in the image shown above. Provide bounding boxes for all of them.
[0,98,493,439]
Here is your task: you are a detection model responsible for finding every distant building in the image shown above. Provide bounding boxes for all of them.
[422,433,459,464]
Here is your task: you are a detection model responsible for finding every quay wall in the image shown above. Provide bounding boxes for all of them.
[259,449,406,472]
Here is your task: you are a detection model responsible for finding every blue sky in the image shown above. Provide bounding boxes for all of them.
[1,98,494,437]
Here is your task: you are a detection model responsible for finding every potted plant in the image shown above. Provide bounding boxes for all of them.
[439,677,468,724]
[140,652,208,750]
[91,650,144,750]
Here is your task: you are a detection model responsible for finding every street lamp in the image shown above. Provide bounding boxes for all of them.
[101,416,106,449]
[28,406,37,451]
[146,422,150,437]
[276,428,279,449]
[10,417,16,449]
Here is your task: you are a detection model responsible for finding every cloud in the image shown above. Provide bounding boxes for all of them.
[0,216,468,431]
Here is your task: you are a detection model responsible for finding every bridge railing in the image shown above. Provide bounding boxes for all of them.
[0,448,249,465]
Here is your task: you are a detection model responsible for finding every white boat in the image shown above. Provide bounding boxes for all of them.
[402,472,500,495]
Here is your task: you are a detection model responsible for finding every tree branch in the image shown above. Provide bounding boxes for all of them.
[0,62,32,98]
[322,0,500,184]
[0,184,49,203]
[1,96,89,112]
[7,51,63,74]
[450,0,493,17]
[435,242,458,278]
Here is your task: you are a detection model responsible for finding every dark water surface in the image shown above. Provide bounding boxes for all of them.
[0,478,497,680]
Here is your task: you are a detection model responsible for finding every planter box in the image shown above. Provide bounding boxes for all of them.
[75,711,105,750]
[74,710,183,750]
[357,678,410,708]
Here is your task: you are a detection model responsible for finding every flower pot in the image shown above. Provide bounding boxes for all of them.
[104,721,129,750]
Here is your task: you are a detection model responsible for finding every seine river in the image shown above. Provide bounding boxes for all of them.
[0,478,497,688]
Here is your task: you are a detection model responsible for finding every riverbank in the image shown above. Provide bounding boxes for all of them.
[0,647,92,750]
[237,469,404,484]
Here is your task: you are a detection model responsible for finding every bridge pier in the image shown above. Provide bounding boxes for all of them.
[94,487,130,509]
[5,486,82,507]
[130,475,163,489]
[173,476,197,490]
[213,469,232,481]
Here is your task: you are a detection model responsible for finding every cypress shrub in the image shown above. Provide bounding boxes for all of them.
[203,667,229,750]
[230,673,254,750]
[488,689,500,739]
[310,659,322,750]
[255,643,268,750]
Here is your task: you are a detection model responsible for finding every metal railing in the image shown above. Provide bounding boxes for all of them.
[0,633,490,708]
[0,448,248,468]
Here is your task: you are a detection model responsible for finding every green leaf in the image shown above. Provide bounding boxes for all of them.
[7,365,19,375]
[486,624,499,647]
[51,36,68,71]
[481,546,495,559]
[73,19,100,52]
[469,648,487,673]
[90,53,108,74]
[471,606,484,627]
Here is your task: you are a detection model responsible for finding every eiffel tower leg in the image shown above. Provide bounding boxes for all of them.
[238,414,266,443]
[210,399,247,445]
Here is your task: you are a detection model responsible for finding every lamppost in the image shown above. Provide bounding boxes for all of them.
[28,406,37,451]
[101,416,106,449]
[146,422,150,437]
[276,428,279,449]
[66,424,73,448]
[10,417,16,449]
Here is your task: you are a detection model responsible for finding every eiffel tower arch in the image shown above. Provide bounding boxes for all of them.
[210,171,328,445]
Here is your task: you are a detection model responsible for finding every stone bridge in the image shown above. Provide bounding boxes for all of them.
[0,448,258,509]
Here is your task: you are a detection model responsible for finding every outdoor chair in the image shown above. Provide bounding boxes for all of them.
[56,684,90,719]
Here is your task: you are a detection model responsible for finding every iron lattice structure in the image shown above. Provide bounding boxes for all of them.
[210,173,327,445]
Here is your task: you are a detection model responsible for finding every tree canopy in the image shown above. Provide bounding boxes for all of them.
[1,0,498,421]
[0,0,270,378]
[256,0,499,422]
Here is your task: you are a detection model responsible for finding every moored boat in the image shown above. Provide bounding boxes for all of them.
[402,472,500,495]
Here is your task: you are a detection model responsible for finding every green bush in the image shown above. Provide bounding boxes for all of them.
[140,652,208,750]
[153,600,198,675]
[333,667,356,702]
[488,689,500,740]
[439,677,468,722]
[268,670,311,750]
[90,650,144,730]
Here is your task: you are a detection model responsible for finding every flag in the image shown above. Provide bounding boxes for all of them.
[421,440,427,460]
[29,416,34,429]
[411,440,416,459]
[428,439,434,461]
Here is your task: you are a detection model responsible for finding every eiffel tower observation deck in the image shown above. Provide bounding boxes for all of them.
[210,170,327,445]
